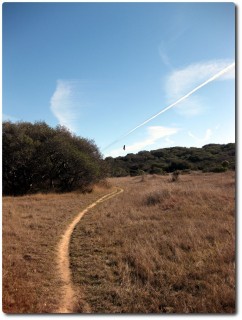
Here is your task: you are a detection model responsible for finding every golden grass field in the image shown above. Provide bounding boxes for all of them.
[2,172,235,313]
[2,183,110,313]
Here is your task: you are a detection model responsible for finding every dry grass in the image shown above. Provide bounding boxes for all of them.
[2,185,111,313]
[2,172,235,313]
[69,171,235,313]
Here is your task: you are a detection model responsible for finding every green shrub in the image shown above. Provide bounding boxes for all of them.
[150,167,164,175]
[171,170,180,182]
[203,166,227,173]
[222,160,230,168]
[3,121,107,195]
[144,190,170,206]
[210,166,227,173]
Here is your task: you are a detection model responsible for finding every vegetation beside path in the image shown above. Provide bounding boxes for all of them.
[69,172,235,313]
[2,183,111,313]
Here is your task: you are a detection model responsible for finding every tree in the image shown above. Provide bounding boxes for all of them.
[167,159,191,172]
[221,160,230,169]
[3,122,38,195]
[2,121,107,195]
[104,143,235,176]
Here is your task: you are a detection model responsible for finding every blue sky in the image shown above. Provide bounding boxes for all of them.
[2,2,235,158]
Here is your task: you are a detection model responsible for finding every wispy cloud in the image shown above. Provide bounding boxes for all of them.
[159,44,173,69]
[158,12,189,70]
[107,126,179,157]
[50,80,83,132]
[165,59,235,116]
[188,128,212,144]
[2,113,18,122]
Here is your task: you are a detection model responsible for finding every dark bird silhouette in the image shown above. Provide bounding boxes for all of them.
[123,145,125,150]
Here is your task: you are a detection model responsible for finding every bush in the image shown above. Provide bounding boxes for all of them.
[144,190,170,206]
[168,160,191,172]
[104,143,235,177]
[210,166,227,173]
[222,160,230,168]
[2,121,107,195]
[171,170,180,182]
[202,166,227,173]
[150,167,164,175]
[180,169,191,174]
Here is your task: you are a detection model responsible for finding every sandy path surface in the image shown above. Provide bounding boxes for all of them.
[56,187,124,313]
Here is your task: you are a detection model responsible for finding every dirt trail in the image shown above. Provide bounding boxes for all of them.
[56,187,124,313]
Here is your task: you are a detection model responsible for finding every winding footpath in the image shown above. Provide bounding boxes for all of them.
[56,187,124,313]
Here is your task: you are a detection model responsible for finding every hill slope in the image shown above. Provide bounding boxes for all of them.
[105,143,235,177]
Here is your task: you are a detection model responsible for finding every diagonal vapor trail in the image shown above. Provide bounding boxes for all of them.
[102,62,235,152]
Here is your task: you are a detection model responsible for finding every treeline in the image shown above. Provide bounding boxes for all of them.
[105,143,235,177]
[3,121,108,195]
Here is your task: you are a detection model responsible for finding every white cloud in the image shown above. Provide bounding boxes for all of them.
[165,59,235,116]
[174,97,203,117]
[158,20,189,69]
[188,128,212,145]
[106,126,179,157]
[50,80,82,132]
[159,45,173,69]
[2,114,18,122]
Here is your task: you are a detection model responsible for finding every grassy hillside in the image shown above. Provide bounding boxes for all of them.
[3,170,235,313]
[105,143,235,177]
[70,172,235,313]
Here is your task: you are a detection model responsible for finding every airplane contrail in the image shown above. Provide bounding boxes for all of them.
[102,62,235,152]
